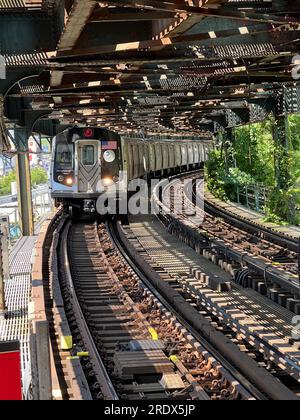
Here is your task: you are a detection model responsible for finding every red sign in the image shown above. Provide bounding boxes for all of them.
[0,341,22,400]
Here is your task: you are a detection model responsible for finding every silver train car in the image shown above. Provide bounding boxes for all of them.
[50,127,213,214]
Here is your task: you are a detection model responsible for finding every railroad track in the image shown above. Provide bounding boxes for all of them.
[171,171,297,273]
[42,215,93,400]
[65,222,254,400]
[154,171,300,308]
[127,172,300,397]
[41,215,264,400]
[204,191,300,252]
[117,215,300,399]
[36,173,300,400]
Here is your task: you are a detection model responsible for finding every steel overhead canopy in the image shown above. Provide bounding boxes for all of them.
[2,0,300,136]
[106,0,294,24]
[57,0,98,51]
[50,0,98,87]
[0,1,65,149]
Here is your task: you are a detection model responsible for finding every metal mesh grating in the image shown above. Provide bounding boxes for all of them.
[0,0,25,7]
[160,75,208,90]
[213,43,277,59]
[0,0,42,9]
[137,96,174,106]
[4,52,49,67]
[191,43,277,60]
[0,236,37,397]
[20,85,45,94]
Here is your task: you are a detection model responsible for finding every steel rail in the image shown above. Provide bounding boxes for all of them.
[159,172,300,296]
[107,219,274,401]
[152,174,300,381]
[146,181,300,400]
[204,199,299,253]
[61,221,119,401]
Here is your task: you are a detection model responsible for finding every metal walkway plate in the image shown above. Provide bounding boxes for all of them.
[0,236,37,397]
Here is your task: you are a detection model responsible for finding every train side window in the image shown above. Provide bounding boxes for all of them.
[55,143,73,169]
[82,145,95,165]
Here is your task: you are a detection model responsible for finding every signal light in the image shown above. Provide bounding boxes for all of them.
[83,128,94,138]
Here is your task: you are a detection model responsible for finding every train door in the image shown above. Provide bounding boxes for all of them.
[181,144,188,168]
[155,144,163,173]
[175,144,181,168]
[149,143,156,174]
[162,144,169,172]
[188,144,194,169]
[75,140,101,193]
[168,144,175,172]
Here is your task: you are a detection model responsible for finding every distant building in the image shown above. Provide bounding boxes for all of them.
[28,137,41,166]
[0,156,14,176]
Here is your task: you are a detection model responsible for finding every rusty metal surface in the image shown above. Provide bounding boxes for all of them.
[140,173,300,396]
[121,216,299,399]
[205,190,300,241]
[47,219,252,400]
[3,1,300,135]
[108,220,258,399]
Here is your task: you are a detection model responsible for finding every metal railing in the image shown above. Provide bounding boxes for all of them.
[0,185,53,242]
[234,184,271,213]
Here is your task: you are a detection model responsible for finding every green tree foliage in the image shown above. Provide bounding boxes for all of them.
[0,167,48,196]
[269,116,300,224]
[206,115,300,225]
[205,150,254,202]
[233,120,275,186]
[30,167,48,187]
[0,171,17,196]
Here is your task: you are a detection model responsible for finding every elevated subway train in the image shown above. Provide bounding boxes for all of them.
[50,126,212,213]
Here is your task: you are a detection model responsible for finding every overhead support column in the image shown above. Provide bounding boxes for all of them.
[15,129,34,237]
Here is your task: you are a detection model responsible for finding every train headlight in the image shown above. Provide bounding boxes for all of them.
[66,177,73,186]
[103,150,116,163]
[58,175,64,182]
[102,177,114,187]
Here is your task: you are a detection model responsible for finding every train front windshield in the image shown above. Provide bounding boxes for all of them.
[82,145,96,166]
[55,143,73,170]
